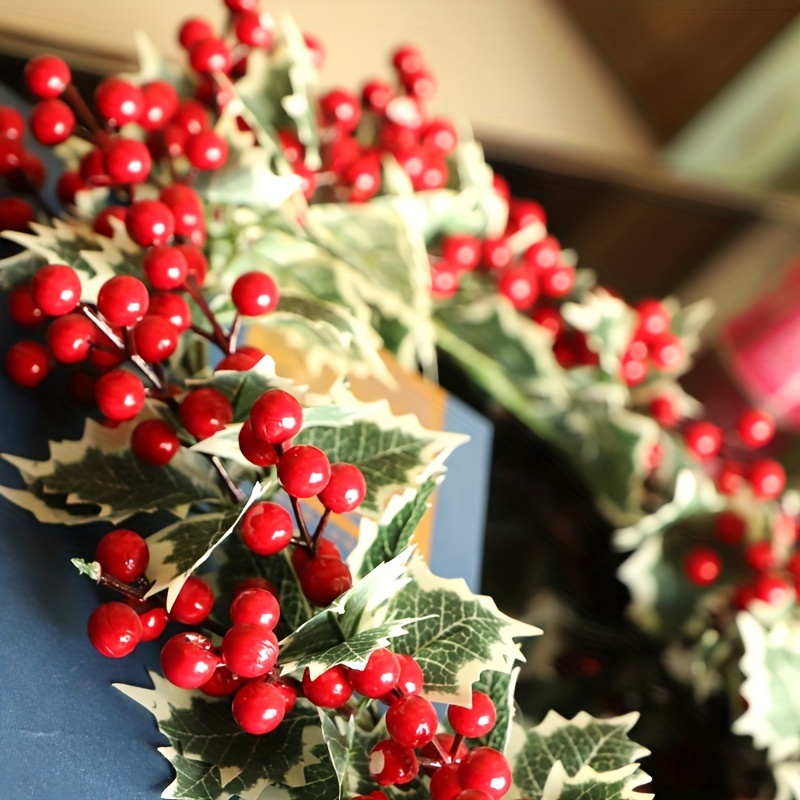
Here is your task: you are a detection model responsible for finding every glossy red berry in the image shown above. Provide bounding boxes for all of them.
[95,528,149,582]
[386,694,438,748]
[186,130,229,170]
[126,200,175,247]
[649,332,685,372]
[8,283,44,327]
[131,419,180,466]
[180,388,233,440]
[93,206,128,238]
[87,602,142,658]
[714,510,746,545]
[174,244,209,284]
[422,117,458,156]
[290,537,341,576]
[746,541,776,572]
[750,458,786,499]
[148,292,192,332]
[684,421,723,461]
[170,576,215,625]
[216,354,258,374]
[7,151,46,191]
[524,236,561,270]
[416,155,449,191]
[349,648,400,698]
[30,99,74,145]
[274,679,298,714]
[94,78,143,127]
[101,137,151,185]
[430,763,462,800]
[143,246,188,291]
[200,664,243,697]
[232,681,287,735]
[241,501,294,556]
[457,747,511,799]
[454,791,495,800]
[508,199,547,231]
[392,46,424,77]
[300,555,352,606]
[684,547,721,586]
[649,395,681,428]
[0,135,23,175]
[140,81,179,131]
[498,266,539,311]
[160,185,206,244]
[717,461,746,496]
[190,38,233,74]
[738,409,776,448]
[231,272,279,317]
[5,340,50,386]
[137,606,169,642]
[539,265,575,298]
[448,690,497,738]
[97,275,149,326]
[442,235,481,271]
[278,445,331,498]
[530,307,563,338]
[344,156,381,203]
[277,129,305,163]
[0,197,35,232]
[238,419,279,467]
[161,632,220,689]
[318,462,366,514]
[394,653,424,696]
[173,100,211,137]
[25,55,71,99]
[45,313,94,363]
[230,587,280,629]
[222,623,279,678]
[362,79,393,113]
[482,238,512,271]
[0,106,25,140]
[402,68,436,102]
[56,170,87,204]
[133,315,179,362]
[320,89,361,133]
[302,665,353,708]
[178,18,214,50]
[95,369,145,420]
[235,12,275,48]
[431,259,461,299]
[369,739,419,787]
[634,298,671,341]
[248,389,302,445]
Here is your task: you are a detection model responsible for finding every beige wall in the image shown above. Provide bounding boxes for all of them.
[0,0,653,159]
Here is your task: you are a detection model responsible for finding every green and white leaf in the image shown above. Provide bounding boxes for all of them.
[70,558,102,582]
[383,554,541,705]
[508,710,651,800]
[468,664,519,753]
[774,761,800,800]
[159,748,237,800]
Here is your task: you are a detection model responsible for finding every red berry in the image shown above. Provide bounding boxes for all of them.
[531,307,563,338]
[97,275,149,326]
[362,79,393,113]
[230,587,280,629]
[302,665,353,708]
[273,679,298,714]
[421,734,469,765]
[80,148,113,187]
[448,690,497,738]
[170,576,214,624]
[482,238,512,271]
[93,206,128,238]
[749,458,785,499]
[754,573,792,605]
[290,537,341,576]
[745,541,776,572]
[186,130,229,171]
[292,160,317,200]
[431,259,461,299]
[225,0,259,10]
[232,681,287,735]
[233,576,278,599]
[635,299,671,341]
[190,38,233,74]
[180,388,233,440]
[231,272,280,317]
[508,199,547,231]
[95,528,149,581]
[349,648,400,698]
[5,341,50,386]
[140,81,179,131]
[539,265,575,298]
[238,419,279,467]
[318,462,366,514]
[131,419,180,466]
[684,421,722,461]
[738,409,776,448]
[394,653,424,696]
[379,121,418,154]
[222,623,279,678]
[430,763,462,800]
[422,118,458,156]
[30,99,74,145]
[25,55,71,99]
[498,266,539,311]
[235,11,275,48]
[0,106,25,140]
[241,501,294,556]
[160,185,206,244]
[94,78,143,127]
[174,244,209,284]
[457,747,511,799]
[369,739,419,787]
[320,89,361,133]
[386,694,438,748]
[87,602,142,658]
[148,292,192,331]
[717,461,746,496]
[178,18,214,50]
[714,511,746,545]
[344,156,381,203]
[7,151,46,191]
[0,134,23,175]
[137,606,169,642]
[173,100,211,136]
[216,353,259,372]
[303,33,325,69]
[0,197,35,232]
[248,389,302,445]
[201,664,243,697]
[416,154,449,191]
[402,68,436,102]
[277,445,331,498]
[649,332,685,372]
[524,236,561,270]
[133,315,178,362]
[277,129,305,163]
[126,200,175,247]
[31,264,81,316]
[143,246,188,291]
[46,313,95,363]
[684,547,721,586]
[56,170,87,204]
[160,632,220,689]
[442,235,481,271]
[103,137,152,185]
[95,369,146,420]
[299,555,352,606]
[392,46,423,77]
[650,395,681,427]
[8,283,44,326]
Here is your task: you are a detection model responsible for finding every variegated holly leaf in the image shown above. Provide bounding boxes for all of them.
[774,761,800,800]
[278,549,421,678]
[158,749,238,800]
[317,712,379,800]
[290,741,340,800]
[144,483,265,610]
[0,416,224,525]
[348,477,439,579]
[383,554,540,705]
[509,711,652,800]
[0,242,45,288]
[467,665,519,753]
[733,610,800,764]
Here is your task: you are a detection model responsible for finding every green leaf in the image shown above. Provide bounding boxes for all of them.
[70,558,102,582]
[540,762,654,800]
[509,710,652,800]
[384,555,541,704]
[348,477,439,579]
[278,549,420,678]
[290,741,340,800]
[0,244,45,288]
[158,749,235,800]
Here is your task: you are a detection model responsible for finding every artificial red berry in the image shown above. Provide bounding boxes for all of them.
[178,18,214,50]
[126,200,175,247]
[137,606,169,642]
[232,681,287,735]
[442,235,481,271]
[715,510,746,545]
[422,118,458,156]
[299,555,352,606]
[508,199,547,231]
[46,313,95,363]
[750,458,786,499]
[369,739,419,787]
[160,185,206,244]
[717,461,746,496]
[292,160,317,200]
[684,547,721,586]
[320,89,361,133]
[222,623,279,678]
[394,653,424,696]
[173,100,211,137]
[235,11,275,48]
[430,259,461,299]
[95,528,149,581]
[186,130,229,170]
[392,46,423,77]
[241,501,294,556]
[238,419,280,467]
[539,264,575,298]
[133,315,178,362]
[174,244,209,284]
[344,156,381,203]
[190,38,233,74]
[30,99,74,145]
[101,137,152,185]
[498,266,539,311]
[448,690,497,738]
[349,648,400,698]
[277,129,304,163]
[180,388,233,440]
[754,573,792,605]
[524,236,561,270]
[31,264,81,316]
[362,79,393,113]
[277,445,331,498]
[7,151,46,191]
[482,238,512,271]
[457,747,511,799]
[248,390,302,445]
[143,246,188,291]
[87,602,142,658]
[5,341,50,387]
[170,576,215,625]
[303,33,325,69]
[273,679,298,714]
[379,121,418,154]
[95,369,145,420]
[290,537,341,576]
[0,197,35,232]
[161,632,220,689]
[684,421,723,461]
[386,694,438,748]
[402,68,436,101]
[421,734,469,765]
[56,170,86,205]
[148,292,192,331]
[8,284,44,327]
[318,462,366,514]
[231,272,279,317]
[649,332,685,372]
[93,206,128,238]
[97,275,149,326]
[94,78,144,127]
[417,154,448,189]
[531,307,563,338]
[230,587,280,629]
[140,81,179,131]
[738,409,776,448]
[745,541,776,572]
[634,299,671,341]
[302,665,353,708]
[430,763,462,800]
[650,395,681,427]
[25,55,71,98]
[0,134,23,175]
[201,664,243,697]
[217,353,259,372]
[234,576,278,600]
[131,419,180,466]
[0,106,25,139]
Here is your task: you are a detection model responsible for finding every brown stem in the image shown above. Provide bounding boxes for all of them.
[275,443,314,551]
[63,83,104,139]
[210,455,246,503]
[228,313,242,355]
[80,305,125,349]
[124,327,165,391]
[184,275,230,351]
[430,735,451,764]
[449,733,464,759]
[312,507,331,552]
[190,324,219,345]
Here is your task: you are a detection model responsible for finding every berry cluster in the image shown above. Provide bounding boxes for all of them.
[0,105,46,233]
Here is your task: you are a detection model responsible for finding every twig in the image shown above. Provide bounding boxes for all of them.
[211,455,246,503]
[184,275,230,351]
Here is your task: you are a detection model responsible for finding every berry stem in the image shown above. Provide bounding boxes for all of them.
[123,327,166,391]
[210,454,246,503]
[184,274,230,351]
[449,733,464,759]
[81,305,125,349]
[431,734,452,764]
[63,83,104,138]
[228,313,241,355]
[275,442,315,551]
[190,324,220,345]
[311,508,331,551]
